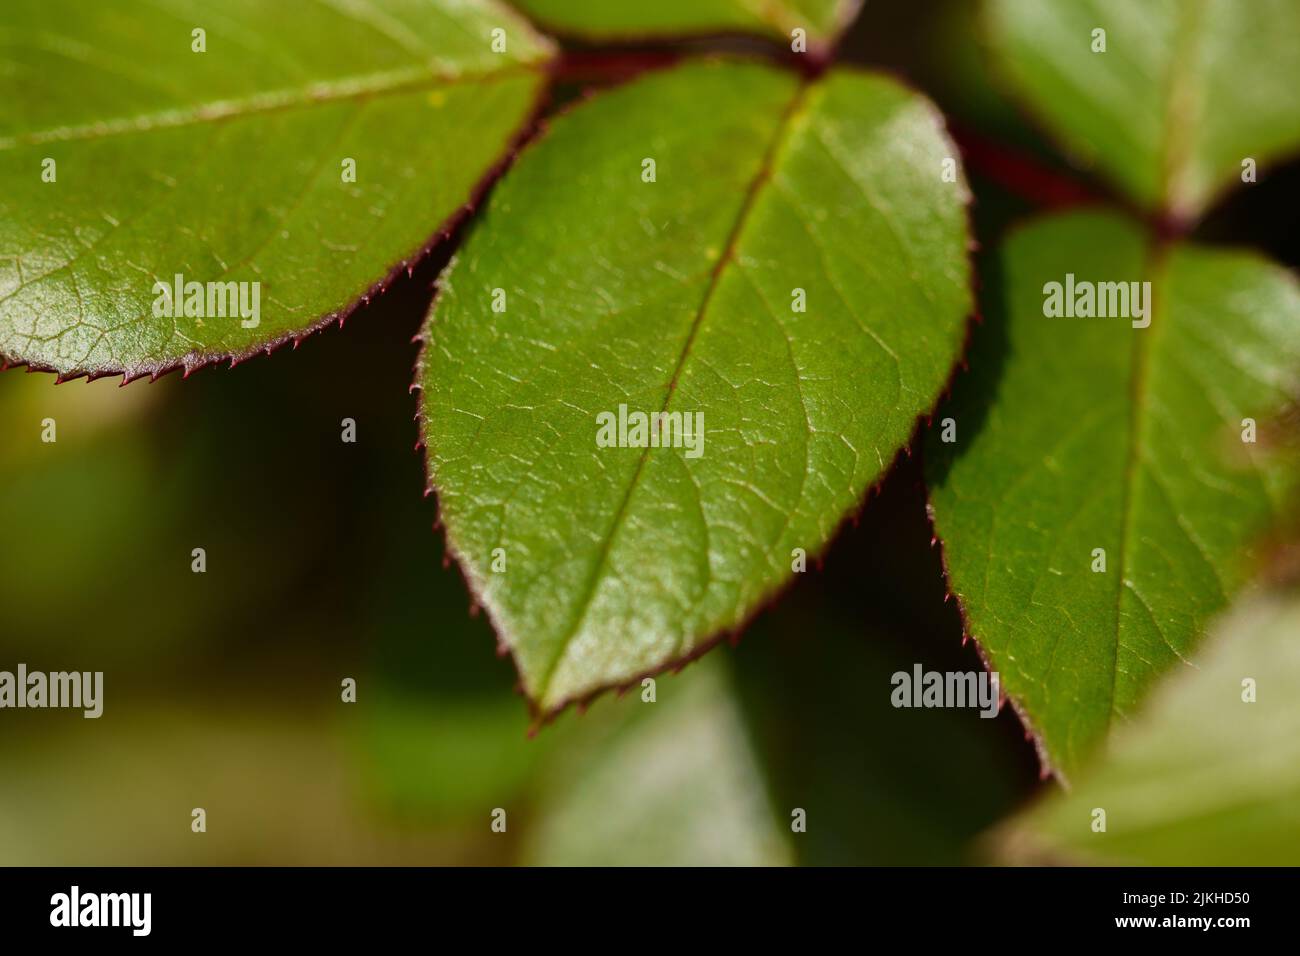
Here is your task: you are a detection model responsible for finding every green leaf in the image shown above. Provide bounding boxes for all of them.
[927,210,1300,779]
[987,0,1300,219]
[0,0,552,379]
[510,0,859,45]
[996,588,1300,865]
[418,59,972,713]
[523,659,792,866]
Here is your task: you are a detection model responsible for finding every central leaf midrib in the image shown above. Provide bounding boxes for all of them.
[0,61,539,151]
[1104,242,1168,750]
[531,77,816,707]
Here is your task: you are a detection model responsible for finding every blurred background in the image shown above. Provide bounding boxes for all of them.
[2,0,1297,865]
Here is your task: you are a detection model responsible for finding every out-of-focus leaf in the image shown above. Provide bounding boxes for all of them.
[0,0,552,378]
[927,210,1300,778]
[523,659,792,866]
[996,589,1300,865]
[418,58,972,714]
[510,0,859,45]
[987,0,1300,219]
[733,578,1034,865]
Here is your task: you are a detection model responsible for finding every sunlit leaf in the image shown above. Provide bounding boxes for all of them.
[418,58,972,713]
[927,209,1300,778]
[987,0,1300,218]
[0,0,552,378]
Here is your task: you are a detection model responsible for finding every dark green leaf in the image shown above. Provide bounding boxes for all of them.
[419,59,972,713]
[927,210,1300,778]
[0,0,552,378]
[987,0,1300,218]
